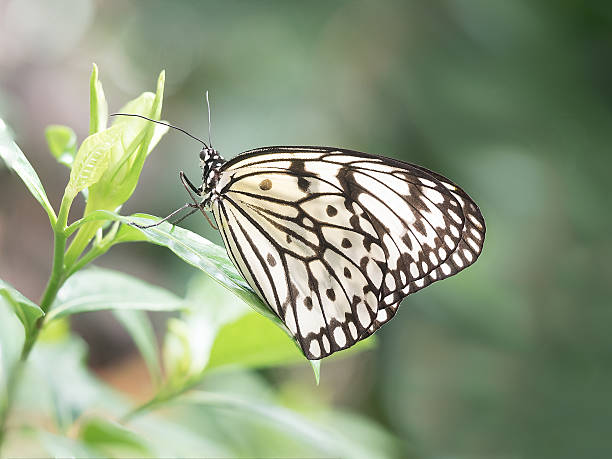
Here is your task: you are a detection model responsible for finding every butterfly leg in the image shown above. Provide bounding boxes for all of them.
[169,206,200,226]
[130,202,199,229]
[179,171,218,230]
[179,171,202,197]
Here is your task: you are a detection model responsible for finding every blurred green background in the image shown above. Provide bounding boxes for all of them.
[1,1,611,458]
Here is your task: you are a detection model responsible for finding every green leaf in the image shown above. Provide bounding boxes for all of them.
[0,118,57,224]
[46,267,185,322]
[207,312,314,370]
[112,309,162,388]
[311,360,321,385]
[111,92,162,160]
[39,430,101,459]
[117,215,279,323]
[63,70,167,267]
[89,63,108,134]
[0,278,44,341]
[45,124,77,167]
[205,309,377,384]
[79,418,152,457]
[65,125,121,200]
[88,70,166,209]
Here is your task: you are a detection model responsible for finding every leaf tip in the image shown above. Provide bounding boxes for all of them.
[310,359,321,385]
[91,63,99,80]
[156,70,166,99]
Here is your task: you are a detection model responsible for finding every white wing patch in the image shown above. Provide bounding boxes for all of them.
[212,147,486,359]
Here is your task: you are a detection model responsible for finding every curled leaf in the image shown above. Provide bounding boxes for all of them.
[89,63,108,134]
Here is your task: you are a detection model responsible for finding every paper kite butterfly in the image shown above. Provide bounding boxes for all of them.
[116,110,486,360]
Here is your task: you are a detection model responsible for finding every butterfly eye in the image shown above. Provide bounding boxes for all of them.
[199,149,208,161]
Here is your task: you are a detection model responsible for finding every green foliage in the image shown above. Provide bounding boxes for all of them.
[45,125,77,167]
[0,119,56,225]
[0,65,380,458]
[85,75,165,212]
[0,279,43,342]
[63,70,168,268]
[38,431,100,459]
[89,63,108,135]
[78,418,153,457]
[46,267,186,322]
[206,307,374,377]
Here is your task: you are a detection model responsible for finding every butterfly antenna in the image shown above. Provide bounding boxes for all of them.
[110,113,209,147]
[205,90,212,148]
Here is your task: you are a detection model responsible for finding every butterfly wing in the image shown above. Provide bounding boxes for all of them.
[359,163,486,339]
[212,147,485,359]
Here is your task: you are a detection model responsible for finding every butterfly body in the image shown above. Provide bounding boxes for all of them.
[198,147,226,210]
[190,145,485,360]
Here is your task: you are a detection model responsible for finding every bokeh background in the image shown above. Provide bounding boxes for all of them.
[1,1,611,458]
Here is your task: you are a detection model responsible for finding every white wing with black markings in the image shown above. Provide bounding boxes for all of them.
[211,147,485,359]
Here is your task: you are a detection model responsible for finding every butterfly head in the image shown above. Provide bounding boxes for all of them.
[199,146,226,195]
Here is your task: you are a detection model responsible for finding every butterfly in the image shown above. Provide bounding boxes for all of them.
[115,113,486,360]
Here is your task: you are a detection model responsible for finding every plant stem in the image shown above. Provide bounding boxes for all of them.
[39,233,67,313]
[0,195,72,453]
[38,195,72,312]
